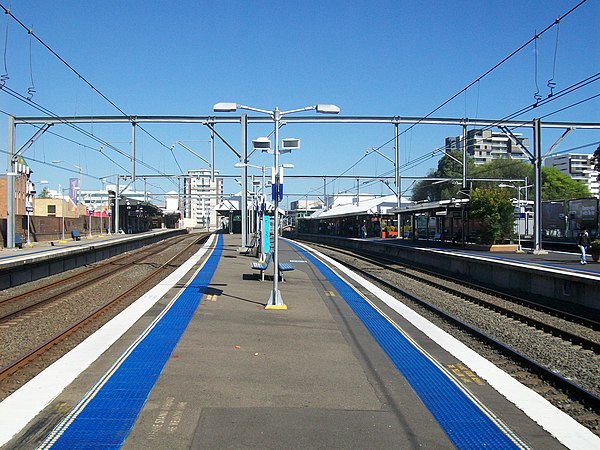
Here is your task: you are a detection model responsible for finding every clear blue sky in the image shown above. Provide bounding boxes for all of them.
[1,0,599,205]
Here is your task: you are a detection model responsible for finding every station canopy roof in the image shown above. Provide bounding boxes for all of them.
[214,195,283,215]
[389,198,469,215]
[310,194,412,219]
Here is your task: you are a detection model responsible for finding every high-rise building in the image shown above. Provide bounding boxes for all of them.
[183,169,223,230]
[545,153,599,198]
[446,129,529,165]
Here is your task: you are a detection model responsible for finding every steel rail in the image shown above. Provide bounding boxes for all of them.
[0,235,189,319]
[0,234,209,383]
[306,239,600,331]
[347,247,600,350]
[322,250,600,413]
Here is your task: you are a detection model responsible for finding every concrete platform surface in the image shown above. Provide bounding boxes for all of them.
[3,233,597,449]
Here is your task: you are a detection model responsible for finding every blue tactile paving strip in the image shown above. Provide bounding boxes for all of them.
[289,241,529,450]
[37,234,223,449]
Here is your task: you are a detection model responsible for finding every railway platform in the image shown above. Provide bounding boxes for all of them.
[298,233,600,318]
[1,232,598,449]
[0,228,182,264]
[0,228,186,290]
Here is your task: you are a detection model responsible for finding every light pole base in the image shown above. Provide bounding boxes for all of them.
[266,290,287,310]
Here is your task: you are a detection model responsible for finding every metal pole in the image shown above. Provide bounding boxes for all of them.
[115,176,120,233]
[525,176,529,236]
[395,121,400,238]
[517,184,522,252]
[131,122,137,182]
[177,176,181,214]
[268,107,284,309]
[461,125,468,244]
[107,192,111,235]
[6,116,16,248]
[462,125,468,189]
[88,199,92,238]
[26,196,30,246]
[533,118,545,254]
[60,184,65,240]
[250,174,255,236]
[78,167,82,206]
[210,127,215,182]
[241,114,248,248]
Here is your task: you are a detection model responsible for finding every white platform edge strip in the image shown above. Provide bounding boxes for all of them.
[0,234,217,447]
[296,241,600,450]
[423,246,600,281]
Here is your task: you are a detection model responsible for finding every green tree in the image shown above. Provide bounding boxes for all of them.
[413,151,593,202]
[38,187,51,198]
[411,168,438,201]
[473,159,532,184]
[411,150,475,201]
[541,167,590,200]
[469,187,515,245]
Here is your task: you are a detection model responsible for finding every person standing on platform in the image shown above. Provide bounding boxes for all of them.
[576,226,591,265]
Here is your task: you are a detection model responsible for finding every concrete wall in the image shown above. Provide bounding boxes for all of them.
[0,228,187,290]
[296,234,600,316]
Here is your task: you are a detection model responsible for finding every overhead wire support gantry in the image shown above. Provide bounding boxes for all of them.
[6,112,600,250]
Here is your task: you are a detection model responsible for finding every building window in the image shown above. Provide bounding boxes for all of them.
[48,205,56,216]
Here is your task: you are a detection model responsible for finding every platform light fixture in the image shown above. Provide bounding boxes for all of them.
[215,102,340,309]
[252,137,272,152]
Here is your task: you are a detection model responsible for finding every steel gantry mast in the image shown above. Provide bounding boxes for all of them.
[6,113,600,249]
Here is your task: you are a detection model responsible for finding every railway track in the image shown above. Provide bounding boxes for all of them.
[0,235,190,321]
[0,233,210,393]
[301,240,600,434]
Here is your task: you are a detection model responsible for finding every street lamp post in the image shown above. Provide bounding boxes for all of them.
[215,103,340,309]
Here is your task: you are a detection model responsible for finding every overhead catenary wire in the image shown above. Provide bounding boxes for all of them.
[1,4,9,86]
[1,83,176,180]
[319,70,599,200]
[533,31,543,104]
[547,18,561,97]
[26,26,35,100]
[0,2,178,181]
[0,106,128,173]
[371,0,588,154]
[303,1,592,201]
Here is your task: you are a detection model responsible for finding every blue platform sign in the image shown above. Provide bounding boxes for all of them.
[271,183,284,201]
[263,215,271,254]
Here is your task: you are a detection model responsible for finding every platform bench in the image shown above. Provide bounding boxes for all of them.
[278,262,295,282]
[71,229,81,241]
[14,234,23,249]
[251,252,273,281]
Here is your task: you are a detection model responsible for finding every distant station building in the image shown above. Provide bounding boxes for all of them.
[545,153,600,198]
[183,169,223,230]
[446,129,529,165]
[287,199,324,228]
[0,156,35,219]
